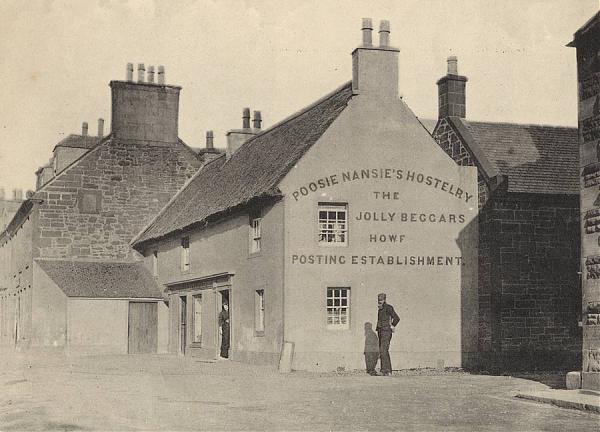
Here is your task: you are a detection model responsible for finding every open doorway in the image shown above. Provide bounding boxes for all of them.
[218,290,230,359]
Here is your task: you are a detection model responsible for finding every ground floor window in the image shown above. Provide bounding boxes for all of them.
[326,287,350,329]
[255,289,265,335]
[193,294,202,344]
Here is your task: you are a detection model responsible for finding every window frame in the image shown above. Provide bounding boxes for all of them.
[192,293,202,345]
[254,289,265,336]
[180,236,190,272]
[326,287,350,330]
[249,209,262,254]
[152,250,159,278]
[318,203,348,247]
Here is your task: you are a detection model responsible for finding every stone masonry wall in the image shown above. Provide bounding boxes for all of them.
[33,140,200,261]
[487,194,580,368]
[434,119,489,207]
[434,118,581,370]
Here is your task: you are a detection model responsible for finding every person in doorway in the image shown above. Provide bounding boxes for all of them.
[219,301,230,359]
[376,293,400,376]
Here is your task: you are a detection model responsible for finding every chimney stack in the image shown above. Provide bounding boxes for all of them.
[82,122,88,136]
[253,111,262,130]
[147,65,155,83]
[97,118,104,137]
[351,18,399,98]
[206,130,214,149]
[226,108,260,159]
[378,20,390,47]
[242,108,251,129]
[436,56,468,119]
[137,63,145,83]
[0,188,4,200]
[110,63,180,143]
[126,63,134,81]
[361,18,373,47]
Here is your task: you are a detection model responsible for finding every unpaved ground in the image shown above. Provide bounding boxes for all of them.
[0,352,597,431]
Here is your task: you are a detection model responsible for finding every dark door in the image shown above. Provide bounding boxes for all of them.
[128,302,158,354]
[180,296,187,354]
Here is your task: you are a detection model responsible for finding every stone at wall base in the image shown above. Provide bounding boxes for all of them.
[566,371,581,390]
[582,371,600,390]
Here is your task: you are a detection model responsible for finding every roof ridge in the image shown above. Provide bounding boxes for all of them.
[464,119,577,130]
[221,81,353,169]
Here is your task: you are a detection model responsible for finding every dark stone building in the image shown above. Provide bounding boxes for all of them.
[433,57,581,371]
[0,64,207,353]
[569,10,600,391]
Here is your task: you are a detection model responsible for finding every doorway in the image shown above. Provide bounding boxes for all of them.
[128,302,158,354]
[180,295,187,354]
[217,290,230,359]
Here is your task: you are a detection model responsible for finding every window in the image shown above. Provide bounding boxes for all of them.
[181,237,190,272]
[326,287,350,329]
[152,251,158,278]
[193,294,202,344]
[255,290,265,334]
[318,204,347,245]
[249,210,261,254]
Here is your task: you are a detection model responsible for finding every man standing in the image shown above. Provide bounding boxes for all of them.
[376,293,400,376]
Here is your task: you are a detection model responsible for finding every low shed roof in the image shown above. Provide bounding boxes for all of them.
[36,259,163,299]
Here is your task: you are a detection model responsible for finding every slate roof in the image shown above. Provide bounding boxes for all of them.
[36,259,163,298]
[455,118,579,195]
[133,81,354,247]
[53,134,101,151]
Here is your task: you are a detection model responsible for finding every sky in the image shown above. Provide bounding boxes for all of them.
[0,0,597,193]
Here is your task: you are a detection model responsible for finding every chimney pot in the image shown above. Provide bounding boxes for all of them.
[126,63,134,81]
[242,108,251,129]
[253,111,262,130]
[361,18,373,47]
[137,63,145,83]
[379,20,390,47]
[447,56,458,75]
[157,65,165,84]
[82,122,89,136]
[147,65,155,83]
[97,118,105,137]
[206,130,214,149]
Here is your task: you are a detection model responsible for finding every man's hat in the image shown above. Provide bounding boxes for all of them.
[377,293,386,301]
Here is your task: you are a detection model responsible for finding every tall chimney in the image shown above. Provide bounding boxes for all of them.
[253,111,262,130]
[379,20,390,47]
[126,63,134,81]
[206,130,214,149]
[110,63,181,143]
[157,65,165,84]
[352,18,399,98]
[97,118,105,137]
[436,56,468,119]
[361,18,373,47]
[0,188,5,200]
[147,65,155,83]
[137,63,145,83]
[226,108,259,159]
[82,122,88,136]
[242,108,251,129]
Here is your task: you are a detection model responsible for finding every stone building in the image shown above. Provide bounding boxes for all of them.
[0,64,206,353]
[0,189,24,231]
[569,10,600,391]
[432,58,581,371]
[132,20,480,372]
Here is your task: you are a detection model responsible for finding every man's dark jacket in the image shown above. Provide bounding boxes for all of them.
[376,303,400,331]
